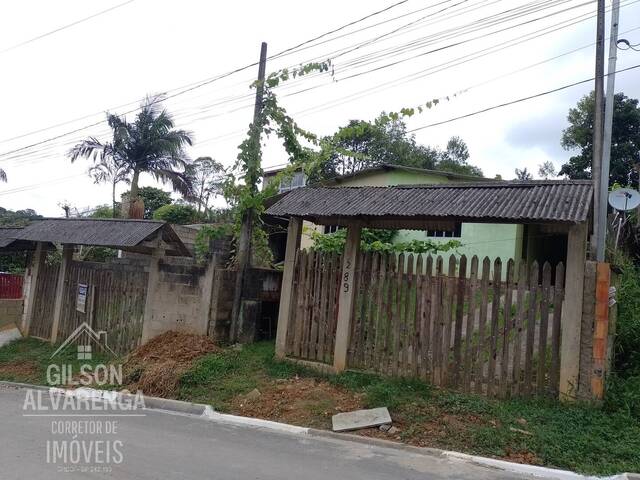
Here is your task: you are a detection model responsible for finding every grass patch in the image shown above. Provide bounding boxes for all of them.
[0,338,117,386]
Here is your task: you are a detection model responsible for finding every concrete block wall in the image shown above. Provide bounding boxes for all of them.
[142,260,215,341]
[0,298,24,330]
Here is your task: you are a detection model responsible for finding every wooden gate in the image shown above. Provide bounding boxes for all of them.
[284,250,341,365]
[29,263,60,339]
[57,261,148,355]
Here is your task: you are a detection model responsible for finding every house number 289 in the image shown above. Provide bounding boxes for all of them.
[343,259,352,293]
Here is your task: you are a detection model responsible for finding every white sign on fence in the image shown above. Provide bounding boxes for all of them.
[77,283,88,313]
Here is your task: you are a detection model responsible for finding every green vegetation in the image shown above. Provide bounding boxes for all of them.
[174,343,639,475]
[152,204,199,224]
[309,227,462,255]
[0,338,114,386]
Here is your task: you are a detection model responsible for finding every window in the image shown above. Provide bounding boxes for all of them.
[324,225,342,234]
[279,171,306,192]
[425,222,462,238]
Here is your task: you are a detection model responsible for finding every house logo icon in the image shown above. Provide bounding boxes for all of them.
[50,322,116,360]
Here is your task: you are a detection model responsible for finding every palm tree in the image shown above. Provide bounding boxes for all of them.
[88,156,130,217]
[69,96,194,217]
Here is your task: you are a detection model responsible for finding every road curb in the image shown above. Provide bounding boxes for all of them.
[0,380,50,392]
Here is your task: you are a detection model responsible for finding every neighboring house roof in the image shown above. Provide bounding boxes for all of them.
[266,180,593,225]
[322,164,489,184]
[11,218,191,256]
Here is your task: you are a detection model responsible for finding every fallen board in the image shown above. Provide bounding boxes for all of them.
[332,407,392,432]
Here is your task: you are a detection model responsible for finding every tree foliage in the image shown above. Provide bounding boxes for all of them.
[152,204,199,224]
[121,186,172,219]
[0,207,41,226]
[186,157,225,214]
[305,117,482,182]
[538,161,557,179]
[514,168,533,180]
[88,155,130,217]
[559,92,640,187]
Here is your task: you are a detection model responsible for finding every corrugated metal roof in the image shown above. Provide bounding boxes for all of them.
[11,218,191,255]
[266,180,593,224]
[0,227,23,247]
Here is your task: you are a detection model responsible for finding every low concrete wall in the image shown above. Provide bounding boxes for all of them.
[142,260,215,341]
[0,298,24,330]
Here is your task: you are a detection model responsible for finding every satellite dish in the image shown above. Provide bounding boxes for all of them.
[608,188,640,211]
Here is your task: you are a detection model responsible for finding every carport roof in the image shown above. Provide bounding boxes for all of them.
[266,180,593,226]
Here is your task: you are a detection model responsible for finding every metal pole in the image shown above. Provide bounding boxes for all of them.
[230,42,268,342]
[591,0,606,259]
[596,0,621,262]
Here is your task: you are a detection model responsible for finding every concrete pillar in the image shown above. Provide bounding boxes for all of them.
[50,244,74,344]
[140,245,163,344]
[275,217,302,358]
[199,259,217,336]
[21,242,46,335]
[559,222,588,401]
[333,224,361,372]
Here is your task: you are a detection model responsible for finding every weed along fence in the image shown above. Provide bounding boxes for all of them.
[269,181,609,401]
[284,249,565,397]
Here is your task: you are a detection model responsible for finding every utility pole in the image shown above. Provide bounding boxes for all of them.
[230,42,267,342]
[591,0,606,259]
[595,0,620,262]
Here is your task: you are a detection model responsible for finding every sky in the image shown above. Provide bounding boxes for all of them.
[0,0,638,216]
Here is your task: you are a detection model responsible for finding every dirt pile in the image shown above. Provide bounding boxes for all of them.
[124,331,218,397]
[232,377,365,429]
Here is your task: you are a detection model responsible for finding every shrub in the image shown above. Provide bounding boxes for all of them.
[152,204,198,224]
[614,258,640,376]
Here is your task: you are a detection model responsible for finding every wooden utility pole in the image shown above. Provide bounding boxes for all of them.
[596,0,621,262]
[230,42,268,342]
[591,0,606,259]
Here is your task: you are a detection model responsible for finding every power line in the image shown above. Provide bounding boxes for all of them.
[407,63,640,132]
[0,0,137,55]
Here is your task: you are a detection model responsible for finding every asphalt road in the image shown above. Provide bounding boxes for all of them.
[0,385,534,479]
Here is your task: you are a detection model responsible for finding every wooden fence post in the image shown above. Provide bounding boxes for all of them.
[559,222,587,401]
[22,241,46,335]
[50,244,74,344]
[275,217,302,358]
[333,224,361,372]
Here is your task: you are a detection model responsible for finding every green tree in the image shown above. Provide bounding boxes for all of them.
[186,157,225,214]
[69,96,194,217]
[121,186,172,219]
[437,136,483,177]
[538,161,557,179]
[152,204,198,224]
[559,92,640,187]
[0,207,40,226]
[307,117,479,182]
[515,168,533,180]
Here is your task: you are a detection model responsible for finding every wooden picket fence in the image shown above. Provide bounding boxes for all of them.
[285,249,565,398]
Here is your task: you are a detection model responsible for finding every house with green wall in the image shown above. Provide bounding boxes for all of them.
[262,164,567,269]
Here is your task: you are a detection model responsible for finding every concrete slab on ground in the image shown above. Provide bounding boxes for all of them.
[332,407,391,432]
[0,327,21,347]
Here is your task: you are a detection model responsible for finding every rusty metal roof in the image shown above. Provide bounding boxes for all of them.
[266,180,593,225]
[11,218,191,256]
